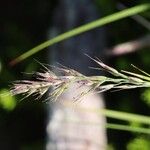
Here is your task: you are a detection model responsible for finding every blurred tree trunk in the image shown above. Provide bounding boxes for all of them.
[46,0,107,149]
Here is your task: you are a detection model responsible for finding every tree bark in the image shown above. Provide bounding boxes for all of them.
[46,0,107,149]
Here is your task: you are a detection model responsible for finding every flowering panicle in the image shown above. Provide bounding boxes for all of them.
[10,57,150,101]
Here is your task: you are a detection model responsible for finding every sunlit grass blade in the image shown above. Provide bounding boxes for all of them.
[10,3,150,65]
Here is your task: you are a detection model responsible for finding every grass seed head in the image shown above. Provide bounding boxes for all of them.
[10,58,150,101]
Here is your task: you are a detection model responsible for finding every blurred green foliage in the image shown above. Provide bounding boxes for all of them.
[0,89,16,111]
[127,136,150,150]
[141,88,150,106]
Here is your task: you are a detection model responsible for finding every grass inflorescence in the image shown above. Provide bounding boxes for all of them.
[10,56,150,101]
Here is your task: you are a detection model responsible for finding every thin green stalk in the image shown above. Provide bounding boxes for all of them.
[106,123,150,134]
[73,105,150,125]
[102,109,150,125]
[10,3,150,65]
